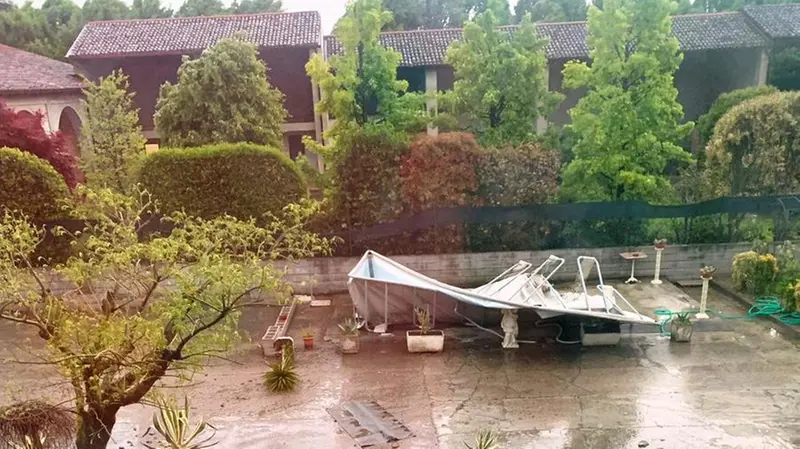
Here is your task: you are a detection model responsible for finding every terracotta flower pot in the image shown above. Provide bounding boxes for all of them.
[303,336,314,350]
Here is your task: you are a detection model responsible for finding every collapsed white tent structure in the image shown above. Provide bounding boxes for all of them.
[347,251,657,343]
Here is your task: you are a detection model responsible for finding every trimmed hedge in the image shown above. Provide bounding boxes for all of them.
[696,85,778,148]
[704,91,800,197]
[0,147,70,221]
[138,143,306,221]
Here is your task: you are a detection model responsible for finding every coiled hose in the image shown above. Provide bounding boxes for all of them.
[654,295,800,336]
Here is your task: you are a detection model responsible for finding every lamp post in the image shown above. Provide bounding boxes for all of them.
[652,239,667,285]
[697,266,716,320]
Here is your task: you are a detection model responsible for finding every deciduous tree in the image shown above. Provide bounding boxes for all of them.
[704,91,800,197]
[80,70,146,194]
[695,84,777,150]
[560,0,693,202]
[514,0,587,22]
[382,0,470,29]
[154,36,287,148]
[175,0,225,16]
[306,0,426,149]
[0,101,80,188]
[82,0,129,21]
[229,0,282,14]
[0,0,83,60]
[469,0,512,24]
[0,188,332,449]
[444,11,562,146]
[129,0,173,18]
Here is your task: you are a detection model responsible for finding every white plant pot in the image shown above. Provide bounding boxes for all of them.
[406,330,444,353]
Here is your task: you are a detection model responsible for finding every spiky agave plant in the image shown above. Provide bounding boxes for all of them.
[143,397,217,449]
[465,430,498,449]
[0,400,74,449]
[263,352,299,393]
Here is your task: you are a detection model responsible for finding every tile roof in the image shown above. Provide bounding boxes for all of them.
[744,4,800,39]
[67,11,321,59]
[325,10,771,67]
[673,12,769,51]
[0,44,84,95]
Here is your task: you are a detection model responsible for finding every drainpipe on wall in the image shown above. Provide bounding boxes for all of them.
[425,67,438,136]
[757,47,770,86]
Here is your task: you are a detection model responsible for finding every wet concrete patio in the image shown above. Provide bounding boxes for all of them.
[100,279,800,449]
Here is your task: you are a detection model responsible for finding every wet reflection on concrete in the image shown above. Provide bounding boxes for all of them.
[107,288,799,449]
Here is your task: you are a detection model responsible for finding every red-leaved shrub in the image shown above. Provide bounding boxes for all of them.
[0,102,80,188]
[399,132,482,253]
[400,132,481,212]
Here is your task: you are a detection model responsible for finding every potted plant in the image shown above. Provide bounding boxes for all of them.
[654,238,668,249]
[406,307,444,353]
[670,312,693,342]
[301,327,314,350]
[700,265,716,280]
[338,318,360,354]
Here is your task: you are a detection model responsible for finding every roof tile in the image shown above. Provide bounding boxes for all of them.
[0,44,84,94]
[325,10,771,67]
[673,12,769,51]
[67,11,321,58]
[744,4,800,39]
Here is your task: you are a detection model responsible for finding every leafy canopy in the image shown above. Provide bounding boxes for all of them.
[0,187,332,448]
[444,11,562,146]
[305,0,427,149]
[0,101,80,188]
[514,0,587,22]
[154,36,287,148]
[80,70,146,194]
[381,0,470,30]
[703,91,800,197]
[175,0,224,16]
[695,85,777,149]
[560,0,693,202]
[0,0,83,60]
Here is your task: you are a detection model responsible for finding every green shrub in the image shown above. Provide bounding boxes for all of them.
[704,91,800,197]
[315,126,409,256]
[399,132,482,254]
[0,147,70,221]
[732,250,779,296]
[139,143,306,222]
[779,281,799,312]
[696,85,778,149]
[468,142,561,251]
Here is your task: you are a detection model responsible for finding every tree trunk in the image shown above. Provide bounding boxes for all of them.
[75,406,118,449]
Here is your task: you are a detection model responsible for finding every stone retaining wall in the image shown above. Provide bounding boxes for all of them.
[282,241,769,295]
